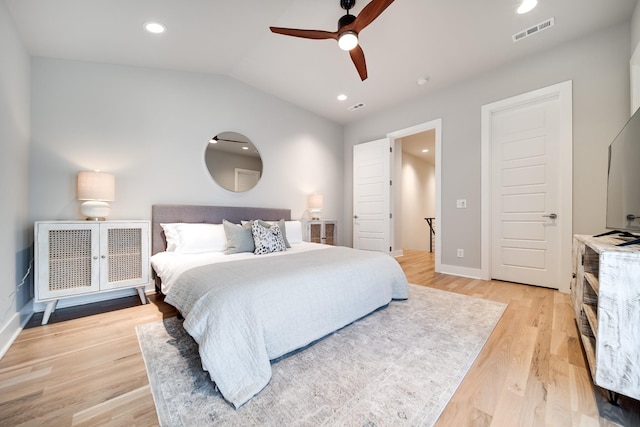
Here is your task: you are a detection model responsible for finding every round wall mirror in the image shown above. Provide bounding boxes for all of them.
[205,131,263,192]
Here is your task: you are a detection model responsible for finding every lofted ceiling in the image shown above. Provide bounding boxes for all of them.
[5,0,636,124]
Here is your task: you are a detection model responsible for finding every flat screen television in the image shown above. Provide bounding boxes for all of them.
[603,107,640,244]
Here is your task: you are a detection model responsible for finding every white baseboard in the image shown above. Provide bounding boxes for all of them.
[0,299,34,360]
[438,264,483,280]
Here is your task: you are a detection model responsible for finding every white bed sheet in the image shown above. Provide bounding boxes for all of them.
[151,242,330,294]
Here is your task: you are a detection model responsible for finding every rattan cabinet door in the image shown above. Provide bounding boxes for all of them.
[99,222,150,290]
[36,222,101,300]
[324,222,336,245]
[304,220,337,245]
[308,222,322,243]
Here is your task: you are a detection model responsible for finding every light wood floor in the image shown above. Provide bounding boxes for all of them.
[1,250,638,426]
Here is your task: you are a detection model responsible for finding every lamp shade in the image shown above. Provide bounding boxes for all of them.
[77,171,115,201]
[308,194,323,210]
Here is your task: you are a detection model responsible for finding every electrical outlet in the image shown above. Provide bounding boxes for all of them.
[456,199,467,208]
[457,248,464,258]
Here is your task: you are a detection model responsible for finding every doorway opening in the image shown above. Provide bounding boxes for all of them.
[399,131,436,252]
[388,119,442,273]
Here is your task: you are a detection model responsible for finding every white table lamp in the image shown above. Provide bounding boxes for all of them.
[77,171,115,220]
[308,194,323,220]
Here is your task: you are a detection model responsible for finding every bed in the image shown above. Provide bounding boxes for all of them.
[150,205,409,408]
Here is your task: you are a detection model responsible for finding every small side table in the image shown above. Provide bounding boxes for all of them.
[304,220,337,246]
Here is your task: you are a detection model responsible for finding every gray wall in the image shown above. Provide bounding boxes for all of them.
[344,23,631,272]
[29,58,344,226]
[0,2,31,355]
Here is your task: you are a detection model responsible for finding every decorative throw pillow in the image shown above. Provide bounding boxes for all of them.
[251,221,287,255]
[223,220,255,254]
[243,219,291,248]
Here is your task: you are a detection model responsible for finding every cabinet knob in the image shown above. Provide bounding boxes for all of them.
[101,255,106,259]
[93,256,98,260]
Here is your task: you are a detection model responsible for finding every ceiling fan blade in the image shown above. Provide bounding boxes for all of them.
[270,27,338,40]
[353,0,395,33]
[349,45,368,81]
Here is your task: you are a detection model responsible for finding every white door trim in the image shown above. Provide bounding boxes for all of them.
[481,81,573,292]
[631,41,640,115]
[387,118,442,273]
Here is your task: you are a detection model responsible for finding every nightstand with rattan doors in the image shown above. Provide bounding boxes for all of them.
[304,220,337,245]
[35,221,150,325]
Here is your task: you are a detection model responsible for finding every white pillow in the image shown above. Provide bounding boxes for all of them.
[174,223,227,254]
[285,220,303,244]
[160,223,181,252]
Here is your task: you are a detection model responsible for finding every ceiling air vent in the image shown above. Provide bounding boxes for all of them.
[512,17,554,42]
[347,102,366,111]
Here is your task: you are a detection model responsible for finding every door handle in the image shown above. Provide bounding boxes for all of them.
[542,213,557,219]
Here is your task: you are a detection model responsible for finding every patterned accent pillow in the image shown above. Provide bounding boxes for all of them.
[251,221,287,255]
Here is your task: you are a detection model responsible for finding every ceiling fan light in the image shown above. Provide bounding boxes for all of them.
[338,31,358,51]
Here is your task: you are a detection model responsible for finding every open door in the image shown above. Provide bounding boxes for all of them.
[353,138,391,253]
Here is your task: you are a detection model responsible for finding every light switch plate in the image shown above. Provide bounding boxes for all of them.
[456,199,467,208]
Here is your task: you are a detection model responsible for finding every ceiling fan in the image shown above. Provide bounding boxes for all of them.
[270,0,395,81]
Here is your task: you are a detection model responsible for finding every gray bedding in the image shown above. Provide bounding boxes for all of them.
[165,245,409,408]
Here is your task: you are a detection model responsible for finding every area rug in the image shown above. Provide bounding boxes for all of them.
[136,284,506,426]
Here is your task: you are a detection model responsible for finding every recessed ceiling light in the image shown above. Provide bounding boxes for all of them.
[242,146,249,150]
[422,149,429,153]
[417,75,429,86]
[337,94,348,101]
[144,22,166,34]
[517,0,537,14]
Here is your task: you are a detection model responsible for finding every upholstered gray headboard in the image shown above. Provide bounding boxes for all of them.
[151,205,291,256]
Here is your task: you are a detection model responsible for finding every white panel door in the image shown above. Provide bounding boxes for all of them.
[235,168,260,192]
[491,97,561,288]
[353,138,391,252]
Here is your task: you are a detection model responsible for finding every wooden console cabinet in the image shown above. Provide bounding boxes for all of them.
[571,234,640,400]
[35,221,150,325]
